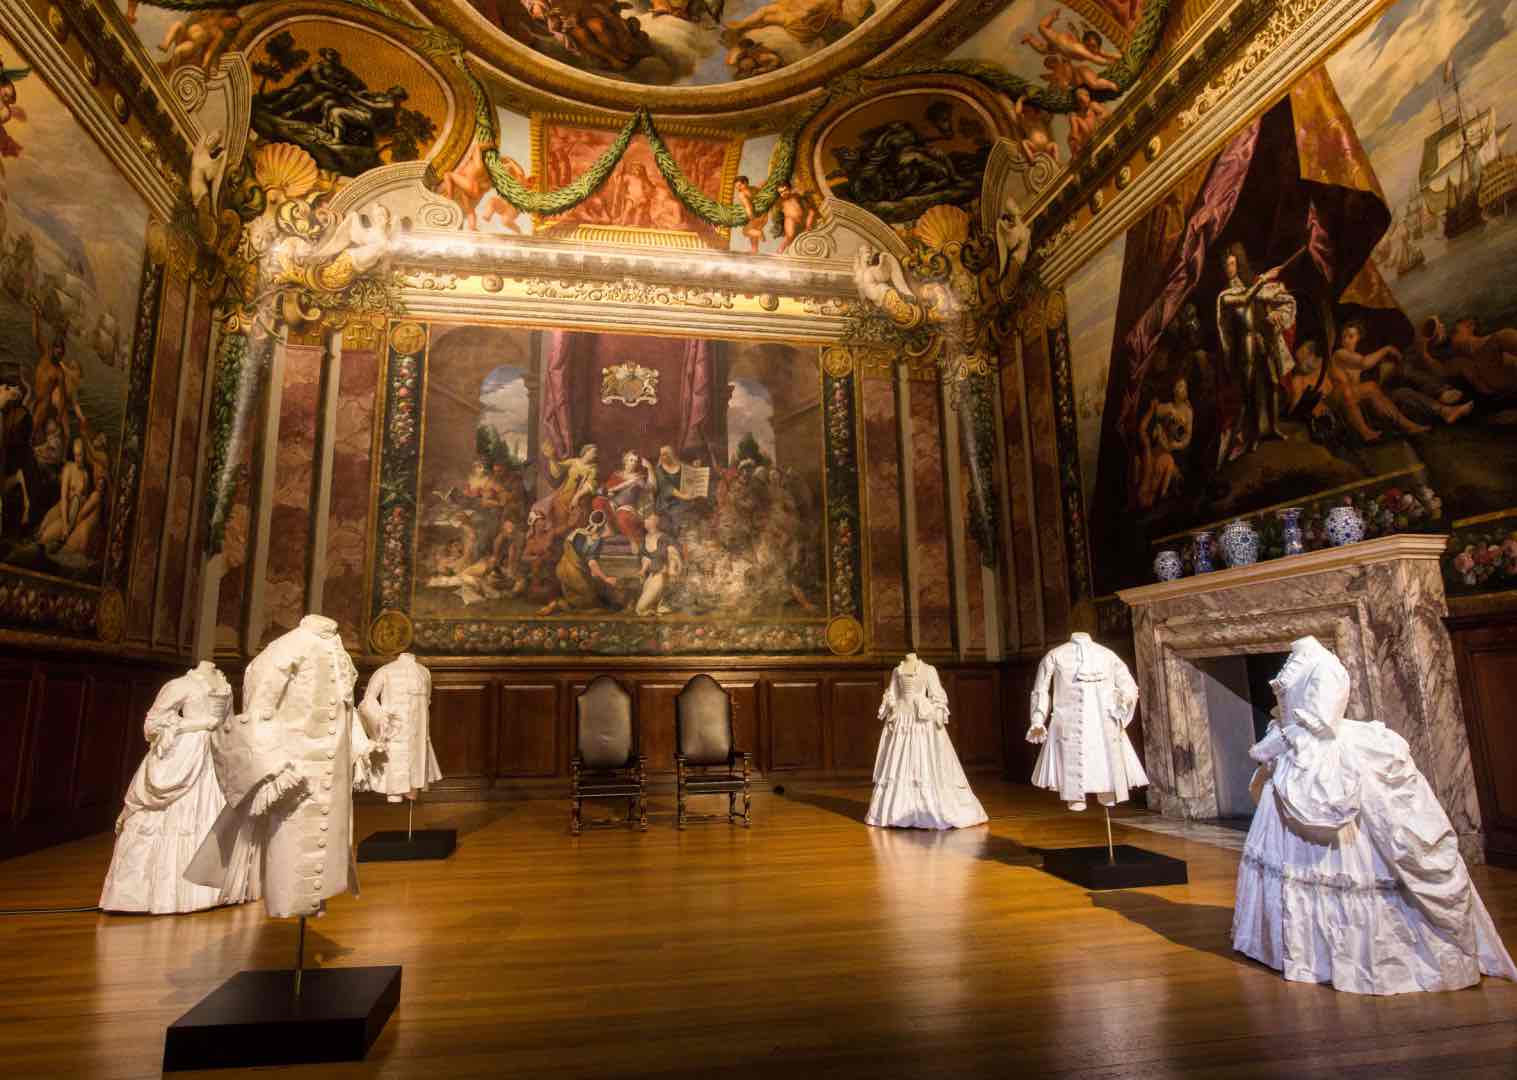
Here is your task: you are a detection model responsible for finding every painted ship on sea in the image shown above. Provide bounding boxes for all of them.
[1417,57,1517,240]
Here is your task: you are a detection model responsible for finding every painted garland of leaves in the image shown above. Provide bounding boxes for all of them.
[141,0,1174,228]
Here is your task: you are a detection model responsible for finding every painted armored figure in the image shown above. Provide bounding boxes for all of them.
[188,614,367,919]
[357,652,442,801]
[100,661,254,914]
[1027,632,1148,811]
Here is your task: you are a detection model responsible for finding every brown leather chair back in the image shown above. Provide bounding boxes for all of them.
[676,675,732,767]
[576,676,634,770]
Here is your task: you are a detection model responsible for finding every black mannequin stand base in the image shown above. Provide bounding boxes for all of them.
[163,965,401,1071]
[357,828,457,861]
[1039,844,1188,889]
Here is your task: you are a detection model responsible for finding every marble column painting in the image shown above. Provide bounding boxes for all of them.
[156,292,212,650]
[960,444,986,655]
[862,374,908,653]
[262,343,324,643]
[125,273,187,643]
[1023,327,1070,640]
[323,348,379,649]
[1000,342,1040,649]
[1118,536,1484,861]
[908,380,954,650]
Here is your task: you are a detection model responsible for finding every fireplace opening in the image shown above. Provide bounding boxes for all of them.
[1199,652,1289,828]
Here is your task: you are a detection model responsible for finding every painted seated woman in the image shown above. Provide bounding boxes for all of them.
[1233,636,1516,994]
[100,662,258,914]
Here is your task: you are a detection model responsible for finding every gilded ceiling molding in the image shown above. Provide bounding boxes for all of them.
[3,0,182,217]
[1033,0,1385,287]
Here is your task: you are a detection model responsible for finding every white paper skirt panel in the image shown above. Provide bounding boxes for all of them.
[867,719,988,830]
[1232,785,1510,994]
[1030,705,1148,800]
[99,761,227,914]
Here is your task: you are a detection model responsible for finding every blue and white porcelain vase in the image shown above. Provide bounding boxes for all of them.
[1218,518,1260,568]
[1324,505,1366,547]
[1153,549,1183,581]
[1191,531,1215,573]
[1277,507,1305,556]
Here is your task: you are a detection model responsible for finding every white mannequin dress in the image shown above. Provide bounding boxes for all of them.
[356,652,442,801]
[100,663,252,913]
[1233,635,1517,994]
[866,657,988,830]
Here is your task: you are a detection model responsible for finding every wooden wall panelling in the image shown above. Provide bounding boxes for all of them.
[636,682,682,774]
[72,676,131,815]
[724,680,760,772]
[22,669,88,823]
[829,675,888,771]
[768,679,825,771]
[431,678,495,790]
[945,669,1000,769]
[1448,613,1517,867]
[0,664,35,828]
[1000,657,1040,783]
[497,681,560,778]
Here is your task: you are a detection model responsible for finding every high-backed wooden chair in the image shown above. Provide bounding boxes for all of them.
[571,676,646,835]
[674,675,752,828]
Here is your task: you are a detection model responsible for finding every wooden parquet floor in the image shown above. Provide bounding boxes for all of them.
[2,781,1515,1080]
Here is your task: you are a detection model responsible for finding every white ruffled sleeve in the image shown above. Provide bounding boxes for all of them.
[1029,650,1056,729]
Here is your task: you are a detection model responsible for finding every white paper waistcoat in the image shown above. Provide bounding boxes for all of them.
[358,652,442,797]
[188,614,361,918]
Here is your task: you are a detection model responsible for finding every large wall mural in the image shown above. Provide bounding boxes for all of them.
[368,322,863,655]
[0,25,156,641]
[1056,0,1517,602]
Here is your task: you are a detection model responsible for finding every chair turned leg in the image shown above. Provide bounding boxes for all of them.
[638,755,648,831]
[676,760,687,830]
[743,780,752,827]
[728,791,737,824]
[571,796,582,836]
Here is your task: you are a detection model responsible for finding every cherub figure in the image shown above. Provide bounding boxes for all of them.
[1066,87,1108,156]
[770,183,817,255]
[1012,95,1060,165]
[733,176,767,253]
[1022,11,1120,94]
[437,139,534,232]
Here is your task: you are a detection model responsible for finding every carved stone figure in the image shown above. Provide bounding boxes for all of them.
[187,614,367,919]
[100,662,254,914]
[357,652,442,801]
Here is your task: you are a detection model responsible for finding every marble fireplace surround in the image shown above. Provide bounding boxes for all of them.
[1117,534,1483,862]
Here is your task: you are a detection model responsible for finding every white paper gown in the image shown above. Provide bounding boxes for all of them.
[1029,633,1148,804]
[100,664,254,913]
[188,615,367,919]
[866,659,988,830]
[356,653,442,799]
[1233,636,1517,994]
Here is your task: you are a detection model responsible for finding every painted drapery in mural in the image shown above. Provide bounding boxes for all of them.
[1066,0,1517,599]
[370,324,858,654]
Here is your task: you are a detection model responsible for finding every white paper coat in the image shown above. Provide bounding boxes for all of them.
[1028,633,1147,804]
[356,653,442,798]
[187,615,363,919]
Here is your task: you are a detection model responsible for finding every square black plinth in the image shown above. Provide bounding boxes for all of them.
[1040,844,1188,890]
[357,828,457,862]
[163,965,401,1071]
